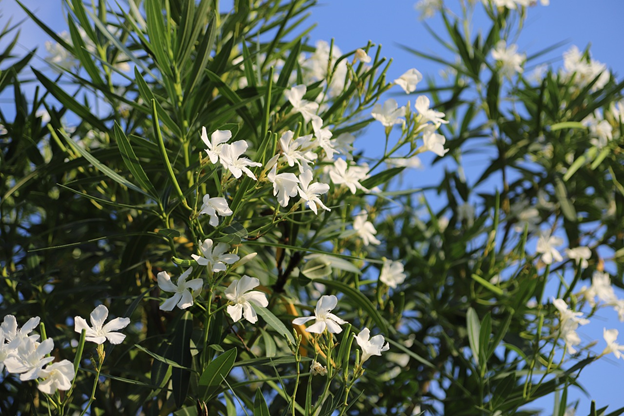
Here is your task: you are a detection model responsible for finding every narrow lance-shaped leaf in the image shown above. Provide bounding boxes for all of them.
[114,122,160,201]
[59,130,153,198]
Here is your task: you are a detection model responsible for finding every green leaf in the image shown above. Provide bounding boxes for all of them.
[198,348,237,400]
[313,278,388,334]
[67,17,103,85]
[145,0,171,76]
[550,121,585,131]
[254,389,271,416]
[554,175,576,221]
[251,303,296,345]
[60,130,153,198]
[478,312,492,367]
[185,12,216,94]
[114,122,159,200]
[174,407,198,416]
[32,69,107,131]
[361,167,405,190]
[563,153,587,181]
[466,307,481,365]
[171,311,193,408]
[134,344,191,370]
[471,274,503,295]
[301,257,332,279]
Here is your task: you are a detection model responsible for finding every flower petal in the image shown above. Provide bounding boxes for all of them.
[89,305,109,330]
[157,271,177,293]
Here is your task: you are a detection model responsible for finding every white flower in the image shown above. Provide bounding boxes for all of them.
[491,41,525,79]
[602,328,624,359]
[331,133,355,160]
[279,130,317,172]
[292,295,347,334]
[328,158,369,194]
[580,271,617,307]
[301,40,348,97]
[561,46,609,92]
[536,233,563,264]
[415,96,448,126]
[4,338,55,380]
[37,360,75,394]
[310,360,328,376]
[421,125,448,157]
[225,275,269,324]
[414,0,442,20]
[354,328,389,363]
[457,203,475,226]
[297,168,331,214]
[220,141,262,180]
[371,99,405,127]
[199,194,233,226]
[1,315,40,349]
[386,157,422,169]
[157,267,203,311]
[553,298,589,354]
[510,201,539,232]
[492,0,517,8]
[565,247,591,269]
[268,164,300,207]
[201,128,231,164]
[284,85,319,123]
[192,239,240,272]
[74,305,130,345]
[380,260,406,288]
[354,49,371,64]
[312,117,337,159]
[614,299,624,322]
[353,210,380,246]
[583,114,613,148]
[45,31,80,72]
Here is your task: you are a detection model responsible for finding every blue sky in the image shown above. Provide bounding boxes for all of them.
[3,0,624,414]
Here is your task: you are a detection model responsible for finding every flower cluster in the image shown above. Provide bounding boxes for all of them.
[292,295,389,364]
[0,306,130,395]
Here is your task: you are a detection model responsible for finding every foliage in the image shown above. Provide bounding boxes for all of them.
[1,0,623,415]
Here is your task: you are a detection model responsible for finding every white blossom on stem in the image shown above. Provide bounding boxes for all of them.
[536,233,563,265]
[225,275,269,324]
[37,360,75,394]
[220,141,262,180]
[292,295,347,334]
[553,298,589,354]
[602,328,624,359]
[74,305,130,345]
[421,125,448,157]
[565,246,591,269]
[157,267,203,311]
[4,338,55,380]
[297,168,330,214]
[354,328,389,363]
[354,49,371,64]
[352,210,380,246]
[415,96,448,126]
[199,194,233,227]
[312,117,337,159]
[491,41,525,79]
[328,158,369,194]
[268,164,300,207]
[192,239,239,273]
[201,128,231,164]
[279,130,317,172]
[379,260,406,288]
[371,99,405,127]
[284,85,319,123]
